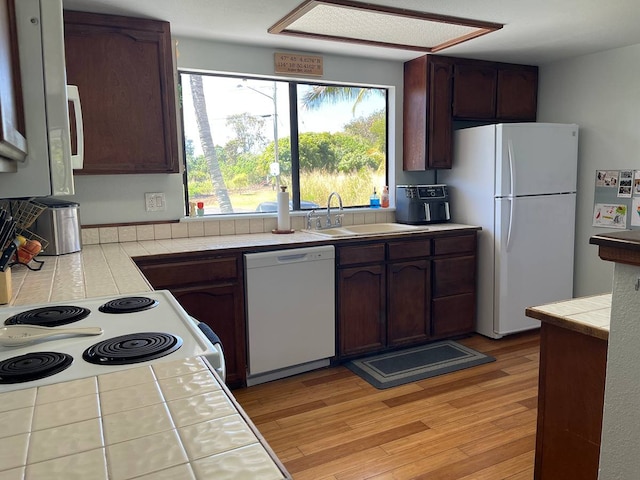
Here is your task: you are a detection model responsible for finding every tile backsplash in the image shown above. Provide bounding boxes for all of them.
[81,211,396,245]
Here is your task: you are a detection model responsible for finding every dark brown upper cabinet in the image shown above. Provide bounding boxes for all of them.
[496,64,538,121]
[452,60,538,122]
[403,54,538,170]
[64,11,179,175]
[453,62,497,119]
[403,55,453,171]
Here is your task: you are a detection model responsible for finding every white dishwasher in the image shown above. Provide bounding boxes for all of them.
[244,245,335,386]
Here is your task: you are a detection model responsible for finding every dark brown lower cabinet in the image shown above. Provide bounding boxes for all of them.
[134,230,478,383]
[432,293,475,338]
[431,252,476,339]
[337,231,477,360]
[387,259,431,347]
[168,285,246,389]
[535,322,607,480]
[134,253,246,388]
[338,264,386,357]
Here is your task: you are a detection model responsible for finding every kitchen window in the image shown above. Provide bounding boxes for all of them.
[179,72,388,215]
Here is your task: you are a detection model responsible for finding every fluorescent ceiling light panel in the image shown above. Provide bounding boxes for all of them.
[269,0,503,52]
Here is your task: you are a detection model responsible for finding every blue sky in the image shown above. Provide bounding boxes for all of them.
[181,74,385,154]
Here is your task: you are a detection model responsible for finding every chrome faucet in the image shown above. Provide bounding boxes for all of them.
[306,209,321,230]
[326,192,343,227]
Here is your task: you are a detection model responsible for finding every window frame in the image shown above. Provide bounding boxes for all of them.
[178,70,390,216]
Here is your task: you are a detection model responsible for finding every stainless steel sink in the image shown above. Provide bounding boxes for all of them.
[303,223,425,238]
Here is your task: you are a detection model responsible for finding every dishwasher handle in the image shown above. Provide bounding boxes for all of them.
[276,253,308,263]
[245,246,335,269]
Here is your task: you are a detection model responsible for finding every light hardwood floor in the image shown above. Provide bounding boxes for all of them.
[233,330,540,480]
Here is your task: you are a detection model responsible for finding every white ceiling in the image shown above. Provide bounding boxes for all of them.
[61,0,640,65]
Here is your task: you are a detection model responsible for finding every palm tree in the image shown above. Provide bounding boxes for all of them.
[189,75,233,213]
[301,86,383,115]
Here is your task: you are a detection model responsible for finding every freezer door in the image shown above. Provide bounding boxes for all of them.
[494,194,576,336]
[495,123,579,197]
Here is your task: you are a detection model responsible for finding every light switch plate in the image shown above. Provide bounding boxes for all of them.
[145,192,166,212]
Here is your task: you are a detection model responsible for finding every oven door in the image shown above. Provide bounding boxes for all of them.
[193,319,226,382]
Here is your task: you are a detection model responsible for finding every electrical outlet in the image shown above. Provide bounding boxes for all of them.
[145,192,166,212]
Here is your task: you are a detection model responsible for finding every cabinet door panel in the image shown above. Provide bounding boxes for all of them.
[497,66,538,121]
[453,63,497,119]
[387,259,430,347]
[64,11,178,174]
[170,285,246,388]
[402,55,453,171]
[403,55,428,171]
[338,265,385,357]
[427,58,453,169]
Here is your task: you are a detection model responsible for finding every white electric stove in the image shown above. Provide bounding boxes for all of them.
[0,290,225,393]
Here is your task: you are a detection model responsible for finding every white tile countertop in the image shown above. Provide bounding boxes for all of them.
[3,224,479,307]
[525,293,611,340]
[0,356,289,480]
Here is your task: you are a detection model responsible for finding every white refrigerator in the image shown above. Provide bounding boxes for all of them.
[439,123,579,338]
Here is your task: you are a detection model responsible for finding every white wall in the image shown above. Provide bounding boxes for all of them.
[71,37,436,225]
[537,43,640,297]
[72,174,185,225]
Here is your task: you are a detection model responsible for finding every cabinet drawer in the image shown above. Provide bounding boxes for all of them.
[432,293,475,337]
[387,239,431,260]
[432,255,475,298]
[433,234,476,256]
[138,256,239,288]
[338,243,385,266]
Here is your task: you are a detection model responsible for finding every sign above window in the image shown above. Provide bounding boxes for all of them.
[274,52,324,77]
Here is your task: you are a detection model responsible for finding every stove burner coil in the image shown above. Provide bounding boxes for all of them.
[0,352,73,384]
[82,332,182,365]
[98,297,159,314]
[4,306,91,327]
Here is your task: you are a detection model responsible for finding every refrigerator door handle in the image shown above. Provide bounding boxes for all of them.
[506,197,514,252]
[507,140,516,198]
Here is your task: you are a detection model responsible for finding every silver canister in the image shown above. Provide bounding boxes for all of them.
[31,198,82,255]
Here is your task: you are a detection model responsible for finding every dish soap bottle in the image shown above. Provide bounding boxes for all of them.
[370,188,381,208]
[381,186,389,208]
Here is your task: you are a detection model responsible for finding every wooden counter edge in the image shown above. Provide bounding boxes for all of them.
[590,231,640,267]
[525,306,609,341]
